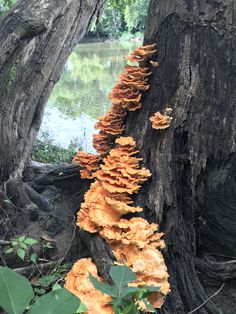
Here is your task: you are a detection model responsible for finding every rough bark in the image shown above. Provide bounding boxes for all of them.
[124,0,236,313]
[0,0,105,184]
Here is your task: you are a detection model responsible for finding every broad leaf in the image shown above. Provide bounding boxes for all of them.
[30,253,38,264]
[89,273,116,297]
[141,298,155,312]
[17,248,25,260]
[121,286,140,298]
[0,266,34,314]
[142,285,160,293]
[109,265,136,291]
[28,288,84,314]
[76,302,87,313]
[24,238,38,245]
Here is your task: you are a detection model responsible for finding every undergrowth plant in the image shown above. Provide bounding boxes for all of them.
[5,236,38,261]
[0,266,87,314]
[89,265,160,314]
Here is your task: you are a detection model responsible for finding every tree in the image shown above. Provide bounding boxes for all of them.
[0,0,105,204]
[124,0,236,313]
[0,0,236,313]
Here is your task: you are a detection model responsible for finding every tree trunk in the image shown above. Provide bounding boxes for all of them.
[124,0,236,313]
[0,0,105,185]
[0,0,114,274]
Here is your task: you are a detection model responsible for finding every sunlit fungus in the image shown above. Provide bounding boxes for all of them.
[64,258,113,314]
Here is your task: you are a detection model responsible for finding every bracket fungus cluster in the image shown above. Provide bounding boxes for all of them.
[73,44,157,179]
[150,108,173,130]
[66,44,170,313]
[73,152,101,179]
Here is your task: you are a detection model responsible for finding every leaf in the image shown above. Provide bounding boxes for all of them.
[30,253,38,264]
[121,286,140,298]
[141,298,155,312]
[109,265,136,290]
[19,243,28,250]
[142,285,160,292]
[28,288,83,314]
[5,248,14,254]
[52,283,62,291]
[0,266,34,314]
[24,238,38,245]
[17,248,25,260]
[4,199,11,204]
[76,302,87,313]
[18,236,26,243]
[11,241,18,246]
[89,273,116,297]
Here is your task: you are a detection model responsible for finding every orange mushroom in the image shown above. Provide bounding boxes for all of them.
[64,258,113,314]
[125,44,157,63]
[73,152,101,179]
[150,109,173,130]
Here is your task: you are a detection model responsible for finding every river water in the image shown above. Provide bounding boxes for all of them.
[40,41,141,153]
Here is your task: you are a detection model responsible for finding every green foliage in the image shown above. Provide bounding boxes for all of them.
[0,267,34,314]
[31,131,82,164]
[90,0,148,39]
[37,264,69,290]
[5,236,38,261]
[89,265,160,314]
[0,267,87,314]
[0,0,16,15]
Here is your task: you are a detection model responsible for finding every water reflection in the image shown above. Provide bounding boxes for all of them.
[40,41,141,151]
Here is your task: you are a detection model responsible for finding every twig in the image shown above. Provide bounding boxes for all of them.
[0,239,10,245]
[14,261,57,277]
[187,283,225,314]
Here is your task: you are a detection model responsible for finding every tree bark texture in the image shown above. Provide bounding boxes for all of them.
[124,0,236,313]
[0,0,105,184]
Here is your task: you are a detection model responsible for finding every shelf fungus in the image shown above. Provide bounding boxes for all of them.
[77,137,150,232]
[64,258,113,314]
[150,108,173,130]
[73,152,101,179]
[125,44,157,63]
[67,44,170,313]
[94,104,126,136]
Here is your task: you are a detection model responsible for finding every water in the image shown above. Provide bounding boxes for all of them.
[40,41,142,152]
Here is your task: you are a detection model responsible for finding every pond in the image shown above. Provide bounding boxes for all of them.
[40,41,142,153]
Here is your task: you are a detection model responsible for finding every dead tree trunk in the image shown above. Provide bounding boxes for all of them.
[124,0,236,313]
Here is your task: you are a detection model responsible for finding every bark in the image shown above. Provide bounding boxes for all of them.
[124,0,236,313]
[0,0,105,184]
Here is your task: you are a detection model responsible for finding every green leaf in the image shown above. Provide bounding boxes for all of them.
[19,243,28,250]
[11,241,18,246]
[34,288,46,296]
[89,273,116,297]
[30,253,38,264]
[109,265,136,290]
[141,298,155,312]
[28,288,83,314]
[52,283,62,291]
[18,236,26,242]
[24,238,38,245]
[4,199,11,204]
[0,266,34,314]
[122,286,140,298]
[142,285,160,293]
[17,248,25,260]
[76,302,87,313]
[5,248,14,254]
